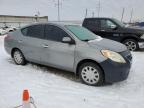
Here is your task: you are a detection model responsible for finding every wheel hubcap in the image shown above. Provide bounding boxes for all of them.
[81,66,100,84]
[14,51,23,64]
[125,41,136,51]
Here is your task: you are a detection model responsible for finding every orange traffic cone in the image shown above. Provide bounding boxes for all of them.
[22,90,31,108]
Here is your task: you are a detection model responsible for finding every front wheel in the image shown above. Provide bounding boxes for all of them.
[78,62,104,86]
[12,49,26,65]
[123,39,139,51]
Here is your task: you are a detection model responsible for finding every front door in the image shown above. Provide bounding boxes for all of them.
[99,19,121,41]
[41,25,75,71]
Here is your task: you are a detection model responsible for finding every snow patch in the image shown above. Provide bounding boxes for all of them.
[0,36,144,108]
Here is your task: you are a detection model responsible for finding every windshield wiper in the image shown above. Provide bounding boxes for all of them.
[82,39,90,42]
[82,38,96,41]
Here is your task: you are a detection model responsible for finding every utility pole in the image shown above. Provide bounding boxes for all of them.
[35,11,40,22]
[58,0,60,21]
[97,0,100,17]
[54,0,61,21]
[121,8,125,22]
[129,8,133,23]
[37,11,40,16]
[85,8,88,18]
[92,12,95,17]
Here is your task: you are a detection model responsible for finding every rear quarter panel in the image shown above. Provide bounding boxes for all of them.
[4,30,23,56]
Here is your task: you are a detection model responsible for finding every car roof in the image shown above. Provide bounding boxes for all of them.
[21,22,80,29]
[84,17,114,20]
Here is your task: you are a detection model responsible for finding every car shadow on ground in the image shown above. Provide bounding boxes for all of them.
[139,48,144,52]
[6,57,115,86]
[28,62,113,86]
[30,62,80,82]
[6,57,80,83]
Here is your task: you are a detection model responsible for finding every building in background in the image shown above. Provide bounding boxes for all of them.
[0,15,48,28]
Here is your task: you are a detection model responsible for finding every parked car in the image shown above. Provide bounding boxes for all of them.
[0,28,6,35]
[3,26,16,34]
[4,23,132,86]
[82,18,144,51]
[137,22,144,27]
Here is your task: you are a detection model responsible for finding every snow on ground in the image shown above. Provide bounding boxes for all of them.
[0,35,144,108]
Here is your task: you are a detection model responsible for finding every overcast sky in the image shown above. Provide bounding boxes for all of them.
[0,0,143,22]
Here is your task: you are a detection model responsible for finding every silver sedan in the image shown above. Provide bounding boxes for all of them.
[4,23,132,86]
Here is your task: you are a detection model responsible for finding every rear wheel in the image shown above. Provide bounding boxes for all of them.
[12,49,26,65]
[78,62,104,86]
[123,39,139,51]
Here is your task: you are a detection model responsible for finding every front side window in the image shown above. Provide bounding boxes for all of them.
[66,25,100,41]
[113,18,125,27]
[101,20,116,28]
[45,25,70,42]
[21,24,44,39]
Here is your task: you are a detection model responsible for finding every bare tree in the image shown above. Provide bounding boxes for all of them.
[129,8,134,23]
[121,8,125,22]
[85,8,88,18]
[92,12,95,17]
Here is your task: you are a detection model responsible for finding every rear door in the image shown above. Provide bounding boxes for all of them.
[83,19,101,35]
[20,24,44,62]
[40,24,75,71]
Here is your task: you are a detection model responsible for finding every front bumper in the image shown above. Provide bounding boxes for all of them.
[4,39,12,55]
[100,50,132,83]
[138,42,144,49]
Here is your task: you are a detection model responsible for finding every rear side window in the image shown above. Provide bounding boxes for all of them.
[86,20,99,26]
[21,28,27,36]
[83,19,99,31]
[21,25,44,39]
[45,25,70,42]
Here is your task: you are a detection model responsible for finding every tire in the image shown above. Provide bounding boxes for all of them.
[122,39,139,51]
[12,49,26,65]
[9,30,13,32]
[78,62,104,86]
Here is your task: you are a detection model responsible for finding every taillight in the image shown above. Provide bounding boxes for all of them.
[4,34,11,40]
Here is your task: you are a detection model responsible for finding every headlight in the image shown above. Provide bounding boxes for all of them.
[141,34,144,39]
[101,50,126,63]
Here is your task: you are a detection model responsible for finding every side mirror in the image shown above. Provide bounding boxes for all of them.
[110,25,117,30]
[62,37,75,44]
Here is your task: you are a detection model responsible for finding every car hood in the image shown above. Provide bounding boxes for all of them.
[88,38,127,52]
[124,27,144,34]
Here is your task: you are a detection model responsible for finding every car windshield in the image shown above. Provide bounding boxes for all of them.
[66,25,100,41]
[113,18,126,27]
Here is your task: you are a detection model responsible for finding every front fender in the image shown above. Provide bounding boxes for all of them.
[73,46,107,72]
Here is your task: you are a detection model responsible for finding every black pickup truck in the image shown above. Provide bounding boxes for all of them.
[82,18,144,51]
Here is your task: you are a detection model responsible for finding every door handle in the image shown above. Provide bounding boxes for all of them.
[101,30,105,32]
[18,40,23,43]
[42,44,49,48]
